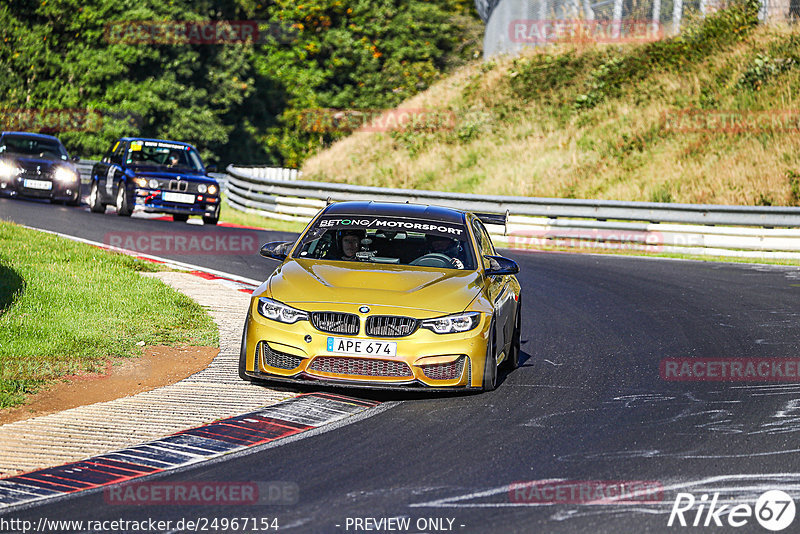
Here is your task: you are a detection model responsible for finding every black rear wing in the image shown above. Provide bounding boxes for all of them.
[475,211,509,235]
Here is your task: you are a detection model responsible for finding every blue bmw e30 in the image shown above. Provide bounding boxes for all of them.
[88,137,221,224]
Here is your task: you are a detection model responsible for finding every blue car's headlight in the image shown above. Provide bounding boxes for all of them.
[257,297,308,324]
[421,312,480,334]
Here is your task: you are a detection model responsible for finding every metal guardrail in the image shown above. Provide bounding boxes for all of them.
[224,165,800,260]
[229,166,301,181]
[75,159,95,184]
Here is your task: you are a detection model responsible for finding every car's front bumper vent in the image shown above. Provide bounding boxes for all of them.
[365,315,418,337]
[259,341,304,370]
[308,356,413,378]
[419,356,466,380]
[18,162,51,177]
[310,312,360,335]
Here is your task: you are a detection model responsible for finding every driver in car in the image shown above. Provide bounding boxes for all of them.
[339,229,364,261]
[424,234,465,269]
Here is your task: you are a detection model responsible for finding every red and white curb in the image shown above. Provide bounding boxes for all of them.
[0,394,381,510]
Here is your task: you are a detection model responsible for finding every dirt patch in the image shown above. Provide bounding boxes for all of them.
[0,345,218,425]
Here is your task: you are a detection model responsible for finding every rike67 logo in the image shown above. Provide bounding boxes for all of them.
[668,490,796,531]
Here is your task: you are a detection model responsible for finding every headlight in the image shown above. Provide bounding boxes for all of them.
[208,185,218,195]
[257,297,308,324]
[148,179,159,189]
[132,176,148,187]
[421,312,481,334]
[197,184,207,194]
[0,161,22,180]
[54,167,79,182]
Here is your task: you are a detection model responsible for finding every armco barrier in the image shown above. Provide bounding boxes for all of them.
[75,159,95,183]
[224,164,800,260]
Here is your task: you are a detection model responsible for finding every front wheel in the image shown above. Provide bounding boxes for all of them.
[503,296,522,371]
[115,183,132,216]
[173,214,189,223]
[66,190,80,206]
[482,319,498,392]
[202,205,219,225]
[89,182,104,213]
[238,319,252,382]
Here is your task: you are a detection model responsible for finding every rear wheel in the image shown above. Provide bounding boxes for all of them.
[115,183,132,216]
[482,319,497,392]
[89,182,104,213]
[173,214,189,223]
[503,296,522,371]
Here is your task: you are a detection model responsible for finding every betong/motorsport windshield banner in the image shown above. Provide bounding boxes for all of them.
[315,216,466,238]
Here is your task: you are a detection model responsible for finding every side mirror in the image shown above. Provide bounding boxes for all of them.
[206,164,218,173]
[72,155,80,162]
[260,241,292,261]
[484,255,519,276]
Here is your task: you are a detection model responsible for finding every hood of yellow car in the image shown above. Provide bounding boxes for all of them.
[268,259,482,314]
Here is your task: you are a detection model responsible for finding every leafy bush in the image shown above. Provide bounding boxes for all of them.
[737,54,795,91]
[0,0,481,166]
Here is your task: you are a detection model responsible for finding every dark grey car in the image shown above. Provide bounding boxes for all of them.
[0,131,82,205]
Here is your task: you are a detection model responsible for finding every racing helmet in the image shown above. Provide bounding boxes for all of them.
[337,229,366,255]
[425,233,460,254]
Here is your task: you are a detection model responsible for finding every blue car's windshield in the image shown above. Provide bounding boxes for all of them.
[125,140,204,172]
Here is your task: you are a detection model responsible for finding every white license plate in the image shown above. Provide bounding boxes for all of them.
[326,337,397,357]
[23,179,52,190]
[162,192,196,204]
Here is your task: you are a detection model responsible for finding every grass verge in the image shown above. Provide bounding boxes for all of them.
[302,1,800,207]
[0,221,218,409]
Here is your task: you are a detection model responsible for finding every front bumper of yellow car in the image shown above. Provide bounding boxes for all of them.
[241,299,493,390]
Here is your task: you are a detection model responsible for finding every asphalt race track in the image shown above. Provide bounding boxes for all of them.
[2,194,800,533]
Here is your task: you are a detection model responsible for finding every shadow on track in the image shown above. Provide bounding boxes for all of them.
[245,348,535,403]
[0,262,24,318]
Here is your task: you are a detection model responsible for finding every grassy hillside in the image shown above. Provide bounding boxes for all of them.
[302,1,800,206]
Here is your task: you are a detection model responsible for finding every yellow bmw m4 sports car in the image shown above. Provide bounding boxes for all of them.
[238,201,522,391]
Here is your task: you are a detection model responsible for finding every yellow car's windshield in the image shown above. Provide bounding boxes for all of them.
[294,216,476,270]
